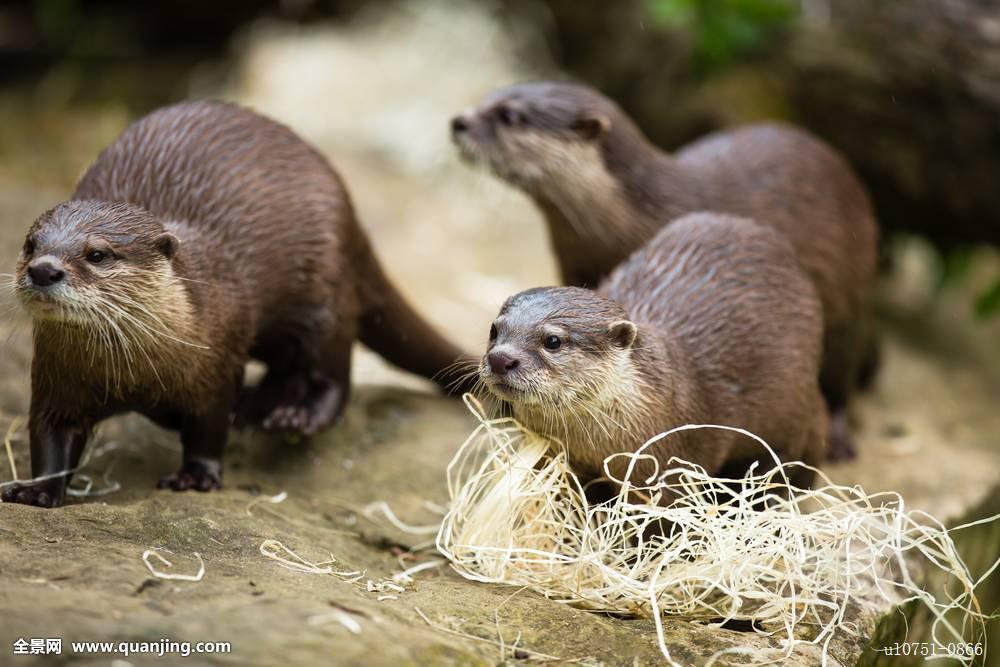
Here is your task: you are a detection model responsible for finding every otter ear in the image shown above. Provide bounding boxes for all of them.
[154,233,180,260]
[608,320,637,349]
[571,114,610,141]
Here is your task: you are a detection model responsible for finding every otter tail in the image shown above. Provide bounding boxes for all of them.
[354,236,477,395]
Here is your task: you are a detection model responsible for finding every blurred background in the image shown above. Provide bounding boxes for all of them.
[2,0,1000,312]
[0,1,997,663]
[1,0,999,316]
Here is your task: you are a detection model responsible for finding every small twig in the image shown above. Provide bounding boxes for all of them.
[307,609,363,634]
[3,416,23,481]
[246,490,288,516]
[259,539,364,580]
[393,558,445,582]
[362,501,440,535]
[142,549,205,582]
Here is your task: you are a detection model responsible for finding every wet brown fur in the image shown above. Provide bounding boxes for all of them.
[480,214,826,497]
[3,101,469,507]
[453,81,878,457]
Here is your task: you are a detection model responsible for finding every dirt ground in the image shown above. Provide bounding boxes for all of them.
[1,3,998,665]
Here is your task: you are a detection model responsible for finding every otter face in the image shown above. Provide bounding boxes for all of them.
[480,287,637,410]
[450,81,612,190]
[15,200,179,324]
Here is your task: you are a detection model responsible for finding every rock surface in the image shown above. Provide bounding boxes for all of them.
[1,327,997,666]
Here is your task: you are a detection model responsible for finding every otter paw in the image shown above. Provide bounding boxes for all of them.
[1,483,60,508]
[157,460,222,492]
[262,405,310,433]
[260,384,343,437]
[826,411,857,462]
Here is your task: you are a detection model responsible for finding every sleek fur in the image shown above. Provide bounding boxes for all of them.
[453,81,878,458]
[479,214,826,498]
[3,101,469,507]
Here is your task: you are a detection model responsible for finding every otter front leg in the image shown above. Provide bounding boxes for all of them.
[1,419,88,508]
[157,399,232,493]
[819,320,866,462]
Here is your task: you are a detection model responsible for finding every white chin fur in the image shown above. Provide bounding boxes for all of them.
[18,288,89,324]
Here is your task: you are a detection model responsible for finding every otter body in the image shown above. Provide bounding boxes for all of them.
[453,81,878,458]
[3,101,467,507]
[480,213,826,494]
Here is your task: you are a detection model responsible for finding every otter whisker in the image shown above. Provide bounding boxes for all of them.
[101,294,209,351]
[0,302,24,323]
[110,311,164,389]
[577,401,614,443]
[0,317,29,353]
[86,312,113,394]
[435,357,476,376]
[434,356,480,388]
[122,265,211,286]
[473,376,507,419]
[91,301,135,389]
[96,298,184,392]
[444,366,481,393]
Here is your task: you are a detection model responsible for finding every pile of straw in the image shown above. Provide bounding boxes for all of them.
[437,397,994,664]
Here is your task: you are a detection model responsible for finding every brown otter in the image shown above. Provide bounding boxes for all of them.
[452,81,878,459]
[2,100,471,508]
[478,213,826,497]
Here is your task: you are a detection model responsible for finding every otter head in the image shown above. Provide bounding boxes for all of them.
[15,200,180,326]
[450,81,631,192]
[480,287,638,415]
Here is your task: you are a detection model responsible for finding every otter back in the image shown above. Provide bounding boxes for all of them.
[595,213,826,483]
[480,213,826,497]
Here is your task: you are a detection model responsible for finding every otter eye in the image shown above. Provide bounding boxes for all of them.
[543,335,561,351]
[497,106,521,127]
[85,250,107,264]
[22,238,35,257]
[489,324,498,340]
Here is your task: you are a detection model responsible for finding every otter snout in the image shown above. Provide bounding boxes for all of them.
[28,258,66,287]
[450,114,471,135]
[450,109,489,146]
[487,350,520,375]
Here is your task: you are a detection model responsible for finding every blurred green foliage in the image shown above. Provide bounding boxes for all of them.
[936,247,975,291]
[973,277,1000,318]
[34,0,134,58]
[646,0,797,74]
[936,247,1000,320]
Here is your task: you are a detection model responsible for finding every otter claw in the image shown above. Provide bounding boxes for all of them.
[157,460,222,492]
[2,484,58,507]
[259,383,343,437]
[262,406,310,433]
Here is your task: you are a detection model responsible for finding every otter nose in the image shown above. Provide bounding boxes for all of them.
[28,260,65,287]
[488,351,519,375]
[451,114,470,135]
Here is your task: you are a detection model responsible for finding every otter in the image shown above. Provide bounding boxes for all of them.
[2,100,470,508]
[478,213,826,497]
[452,81,878,459]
